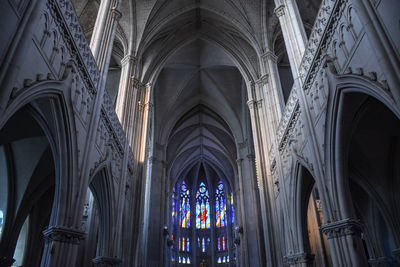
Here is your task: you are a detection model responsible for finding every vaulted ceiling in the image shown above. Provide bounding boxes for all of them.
[70,0,323,183]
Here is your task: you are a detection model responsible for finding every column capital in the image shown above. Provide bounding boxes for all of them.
[111,7,122,21]
[121,54,136,66]
[262,51,278,63]
[43,226,85,244]
[256,74,269,85]
[284,252,314,265]
[274,4,285,17]
[246,99,262,110]
[320,218,363,239]
[93,256,122,267]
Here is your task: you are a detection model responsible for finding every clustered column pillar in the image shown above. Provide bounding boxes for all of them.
[273,1,369,267]
[39,1,123,267]
[115,54,136,130]
[320,219,366,267]
[274,0,307,79]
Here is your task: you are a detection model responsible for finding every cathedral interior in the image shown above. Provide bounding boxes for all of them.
[0,0,400,266]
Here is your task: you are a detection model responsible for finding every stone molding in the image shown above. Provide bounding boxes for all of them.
[43,226,85,244]
[320,218,363,239]
[121,54,136,67]
[47,0,100,93]
[93,256,122,267]
[276,0,342,153]
[274,4,285,17]
[262,51,278,63]
[256,74,269,85]
[284,252,314,265]
[247,99,263,110]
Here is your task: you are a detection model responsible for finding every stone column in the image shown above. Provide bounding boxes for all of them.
[40,226,85,267]
[235,158,249,267]
[320,219,368,267]
[246,81,283,266]
[90,0,122,77]
[115,55,137,134]
[262,51,285,121]
[274,0,307,80]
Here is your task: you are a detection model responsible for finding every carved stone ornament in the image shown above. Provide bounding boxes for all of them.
[274,4,285,17]
[43,226,85,244]
[320,218,363,239]
[93,256,122,267]
[284,252,315,265]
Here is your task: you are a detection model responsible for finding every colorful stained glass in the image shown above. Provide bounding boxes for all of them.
[198,237,200,247]
[172,186,176,225]
[227,256,229,262]
[180,182,190,228]
[222,256,226,263]
[182,257,186,264]
[182,237,185,251]
[215,181,226,228]
[222,236,226,250]
[202,237,205,252]
[196,182,210,229]
[217,257,221,263]
[229,192,234,225]
[179,237,181,250]
[187,257,191,264]
[179,256,181,263]
[218,237,221,251]
[187,237,190,251]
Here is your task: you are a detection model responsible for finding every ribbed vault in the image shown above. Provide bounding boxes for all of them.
[167,105,236,188]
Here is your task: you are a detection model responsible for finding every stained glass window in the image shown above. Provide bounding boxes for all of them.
[196,182,210,229]
[172,186,177,225]
[172,178,235,264]
[215,181,226,228]
[229,192,234,225]
[180,182,190,228]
